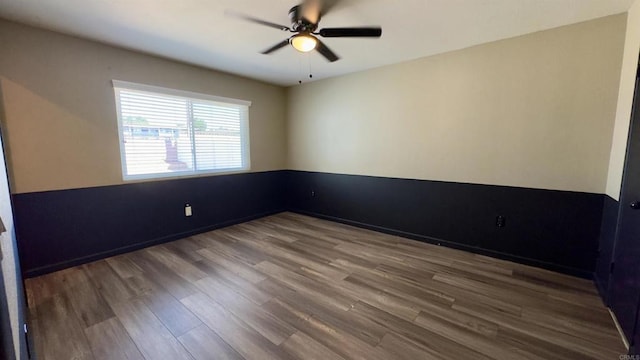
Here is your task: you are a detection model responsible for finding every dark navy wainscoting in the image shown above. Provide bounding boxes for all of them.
[634,314,640,354]
[286,171,604,278]
[14,169,607,279]
[13,171,287,277]
[594,195,621,303]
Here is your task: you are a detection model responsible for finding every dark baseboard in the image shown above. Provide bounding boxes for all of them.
[23,209,285,278]
[291,208,593,279]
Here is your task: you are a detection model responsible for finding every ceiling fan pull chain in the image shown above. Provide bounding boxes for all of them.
[298,52,313,84]
[298,53,304,84]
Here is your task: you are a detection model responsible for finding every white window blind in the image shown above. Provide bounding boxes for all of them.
[113,81,251,180]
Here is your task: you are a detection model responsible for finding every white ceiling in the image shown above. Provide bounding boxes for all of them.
[0,0,636,86]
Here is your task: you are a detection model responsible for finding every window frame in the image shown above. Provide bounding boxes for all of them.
[112,80,251,181]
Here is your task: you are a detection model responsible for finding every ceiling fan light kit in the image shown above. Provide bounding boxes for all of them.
[228,0,382,62]
[291,33,318,53]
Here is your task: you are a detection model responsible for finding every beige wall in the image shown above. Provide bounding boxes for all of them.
[0,13,631,195]
[287,15,626,194]
[0,20,287,194]
[606,0,640,200]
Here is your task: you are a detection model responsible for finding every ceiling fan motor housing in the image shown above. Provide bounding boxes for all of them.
[289,5,318,32]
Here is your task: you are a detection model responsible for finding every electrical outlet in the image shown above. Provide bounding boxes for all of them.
[311,190,315,197]
[185,204,192,217]
[496,215,506,228]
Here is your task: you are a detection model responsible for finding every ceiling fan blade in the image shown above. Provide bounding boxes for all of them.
[319,27,382,38]
[319,0,341,16]
[301,0,341,24]
[261,39,291,55]
[315,40,339,62]
[225,10,291,31]
[300,0,322,24]
[302,0,367,24]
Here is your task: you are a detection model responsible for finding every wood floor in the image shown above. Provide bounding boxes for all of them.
[25,212,626,360]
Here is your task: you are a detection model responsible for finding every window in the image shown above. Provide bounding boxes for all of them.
[113,81,251,180]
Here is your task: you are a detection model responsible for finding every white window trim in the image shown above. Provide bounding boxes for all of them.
[112,80,252,107]
[112,80,252,181]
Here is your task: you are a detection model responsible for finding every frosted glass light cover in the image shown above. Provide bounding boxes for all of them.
[291,34,317,53]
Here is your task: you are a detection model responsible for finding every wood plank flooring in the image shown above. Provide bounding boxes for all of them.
[25,212,626,360]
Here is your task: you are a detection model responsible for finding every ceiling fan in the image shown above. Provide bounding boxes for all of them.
[228,0,382,62]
